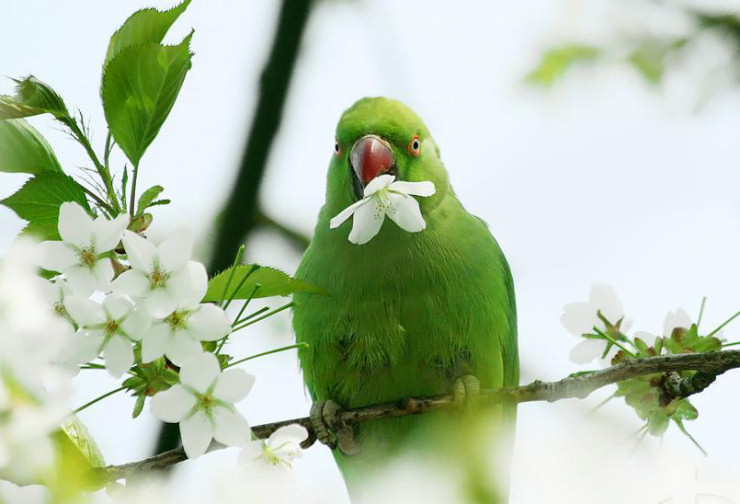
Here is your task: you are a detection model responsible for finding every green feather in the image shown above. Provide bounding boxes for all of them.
[293,97,518,500]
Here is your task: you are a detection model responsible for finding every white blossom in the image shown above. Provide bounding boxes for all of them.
[330,174,436,245]
[238,424,308,469]
[64,294,151,377]
[113,229,206,318]
[562,284,632,364]
[0,239,72,484]
[634,307,717,347]
[663,308,693,338]
[150,352,254,459]
[36,202,128,296]
[139,300,231,366]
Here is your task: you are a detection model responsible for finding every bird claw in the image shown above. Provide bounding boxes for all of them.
[309,400,360,455]
[453,374,481,409]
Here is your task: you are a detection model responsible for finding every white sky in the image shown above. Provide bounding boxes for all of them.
[1,0,739,502]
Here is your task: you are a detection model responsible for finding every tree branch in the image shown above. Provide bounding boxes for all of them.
[101,350,740,482]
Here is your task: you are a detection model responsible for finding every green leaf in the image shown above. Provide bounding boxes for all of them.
[0,118,62,174]
[104,0,191,66]
[526,44,601,86]
[136,184,164,214]
[132,394,146,418]
[60,415,106,468]
[1,172,90,240]
[101,34,193,167]
[48,416,107,495]
[204,265,327,302]
[0,76,69,120]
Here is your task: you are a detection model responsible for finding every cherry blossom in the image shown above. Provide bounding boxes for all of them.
[330,174,436,245]
[150,352,254,459]
[36,202,128,296]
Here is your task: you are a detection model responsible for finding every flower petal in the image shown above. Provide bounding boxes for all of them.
[158,229,194,273]
[64,296,106,326]
[213,369,255,403]
[569,338,605,364]
[180,410,213,459]
[151,385,196,423]
[329,199,367,229]
[102,294,134,320]
[167,261,208,308]
[663,308,692,337]
[634,330,657,347]
[145,288,178,318]
[122,231,156,272]
[268,424,308,447]
[103,335,133,378]
[389,180,436,197]
[36,241,78,272]
[561,302,597,337]
[58,202,93,248]
[65,265,99,297]
[386,193,426,233]
[111,269,149,298]
[120,308,151,341]
[72,333,105,363]
[92,214,128,252]
[348,198,384,245]
[187,304,231,342]
[238,440,264,464]
[212,407,251,447]
[178,352,220,391]
[363,174,395,196]
[588,284,624,326]
[165,333,203,366]
[141,323,170,363]
[92,259,114,291]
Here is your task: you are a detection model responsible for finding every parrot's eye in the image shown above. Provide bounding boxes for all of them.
[334,140,342,157]
[408,135,421,156]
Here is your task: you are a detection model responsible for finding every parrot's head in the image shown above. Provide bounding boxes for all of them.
[327,97,449,209]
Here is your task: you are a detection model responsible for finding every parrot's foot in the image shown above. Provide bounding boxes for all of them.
[453,374,481,409]
[309,400,361,456]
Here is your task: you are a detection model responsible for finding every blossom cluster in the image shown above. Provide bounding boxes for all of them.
[561,284,728,440]
[29,202,307,463]
[0,239,73,484]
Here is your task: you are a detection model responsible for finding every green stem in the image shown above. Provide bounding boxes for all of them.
[232,285,262,326]
[594,327,636,357]
[233,305,268,328]
[697,297,707,329]
[232,302,293,333]
[225,342,307,369]
[588,391,616,415]
[80,185,114,216]
[72,386,126,415]
[722,341,740,348]
[67,119,121,213]
[104,131,113,175]
[707,310,740,338]
[129,163,139,218]
[79,363,106,370]
[220,246,246,307]
[224,264,259,310]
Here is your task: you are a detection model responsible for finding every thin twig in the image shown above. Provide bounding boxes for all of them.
[99,350,740,482]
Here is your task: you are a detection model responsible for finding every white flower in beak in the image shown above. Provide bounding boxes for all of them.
[330,174,435,245]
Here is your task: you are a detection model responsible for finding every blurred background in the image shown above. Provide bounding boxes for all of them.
[1,0,739,502]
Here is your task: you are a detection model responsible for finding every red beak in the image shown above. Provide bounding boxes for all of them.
[350,135,395,185]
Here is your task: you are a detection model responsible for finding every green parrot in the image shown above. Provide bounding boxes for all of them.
[292,97,518,501]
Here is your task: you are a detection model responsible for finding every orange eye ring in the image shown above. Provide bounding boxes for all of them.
[334,139,342,157]
[408,135,421,156]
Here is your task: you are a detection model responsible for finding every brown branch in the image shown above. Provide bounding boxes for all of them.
[99,350,740,482]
